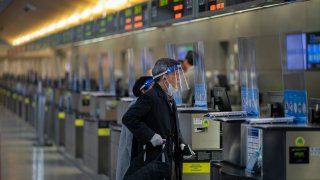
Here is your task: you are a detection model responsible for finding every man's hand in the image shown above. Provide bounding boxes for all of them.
[180,144,195,159]
[150,133,165,147]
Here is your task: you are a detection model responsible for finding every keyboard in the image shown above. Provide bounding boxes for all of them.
[205,111,248,119]
[248,117,294,124]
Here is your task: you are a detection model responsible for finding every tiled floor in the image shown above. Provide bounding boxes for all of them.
[0,107,95,180]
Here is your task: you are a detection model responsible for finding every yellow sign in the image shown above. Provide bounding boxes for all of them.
[202,118,210,127]
[45,106,48,112]
[98,128,110,136]
[183,163,210,173]
[111,100,118,108]
[58,112,66,119]
[25,98,30,104]
[12,93,17,99]
[295,136,305,147]
[75,119,84,127]
[84,95,91,100]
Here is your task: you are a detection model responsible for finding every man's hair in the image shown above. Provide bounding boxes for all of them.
[185,50,193,66]
[132,76,153,97]
[152,58,180,82]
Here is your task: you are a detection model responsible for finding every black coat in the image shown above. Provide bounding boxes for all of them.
[122,83,184,180]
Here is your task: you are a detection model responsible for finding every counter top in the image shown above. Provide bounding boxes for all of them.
[177,107,214,113]
[252,124,320,131]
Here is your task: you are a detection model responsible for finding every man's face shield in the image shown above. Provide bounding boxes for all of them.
[139,79,154,91]
[154,64,189,92]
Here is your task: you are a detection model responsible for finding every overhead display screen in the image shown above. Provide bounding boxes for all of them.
[62,28,74,43]
[286,33,307,71]
[50,33,61,46]
[95,13,118,35]
[84,21,95,39]
[307,32,320,70]
[198,0,257,13]
[151,0,193,24]
[119,3,148,31]
[75,25,84,41]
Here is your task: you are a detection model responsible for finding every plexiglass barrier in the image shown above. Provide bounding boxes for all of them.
[127,48,135,97]
[193,41,208,109]
[238,37,260,117]
[108,51,116,96]
[97,53,105,92]
[140,47,154,75]
[280,33,308,124]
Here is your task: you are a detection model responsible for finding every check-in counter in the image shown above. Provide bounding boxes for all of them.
[21,84,33,123]
[178,108,222,180]
[44,88,55,142]
[116,97,135,125]
[83,118,110,175]
[83,92,117,176]
[54,88,66,146]
[211,123,320,180]
[110,124,121,180]
[65,92,86,159]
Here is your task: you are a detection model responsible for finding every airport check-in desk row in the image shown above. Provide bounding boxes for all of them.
[1,79,320,180]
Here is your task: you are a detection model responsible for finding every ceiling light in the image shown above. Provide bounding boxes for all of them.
[105,0,128,9]
[92,2,104,14]
[80,9,92,19]
[68,14,80,24]
[12,0,148,46]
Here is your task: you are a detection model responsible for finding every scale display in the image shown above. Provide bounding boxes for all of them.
[119,3,148,31]
[151,0,193,24]
[95,13,118,35]
[307,32,320,70]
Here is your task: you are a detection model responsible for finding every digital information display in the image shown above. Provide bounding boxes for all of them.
[95,14,118,35]
[151,0,193,24]
[50,33,61,46]
[39,37,50,48]
[119,3,148,31]
[74,25,84,41]
[198,0,261,13]
[307,32,320,70]
[62,28,74,43]
[84,21,94,39]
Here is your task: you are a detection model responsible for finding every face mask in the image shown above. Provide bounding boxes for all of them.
[165,78,178,96]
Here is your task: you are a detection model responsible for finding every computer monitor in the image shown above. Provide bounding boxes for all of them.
[217,74,230,91]
[307,32,320,70]
[266,91,284,117]
[309,98,320,124]
[211,87,232,112]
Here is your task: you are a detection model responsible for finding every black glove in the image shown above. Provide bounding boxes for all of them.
[180,144,195,159]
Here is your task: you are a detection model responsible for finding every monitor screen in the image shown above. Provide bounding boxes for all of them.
[286,33,307,70]
[266,91,284,117]
[307,32,320,70]
[177,44,193,60]
[211,87,232,112]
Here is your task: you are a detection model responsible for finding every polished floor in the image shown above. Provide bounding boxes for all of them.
[0,106,105,180]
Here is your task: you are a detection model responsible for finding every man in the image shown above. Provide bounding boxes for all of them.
[123,58,193,180]
[180,51,195,105]
[116,76,154,180]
